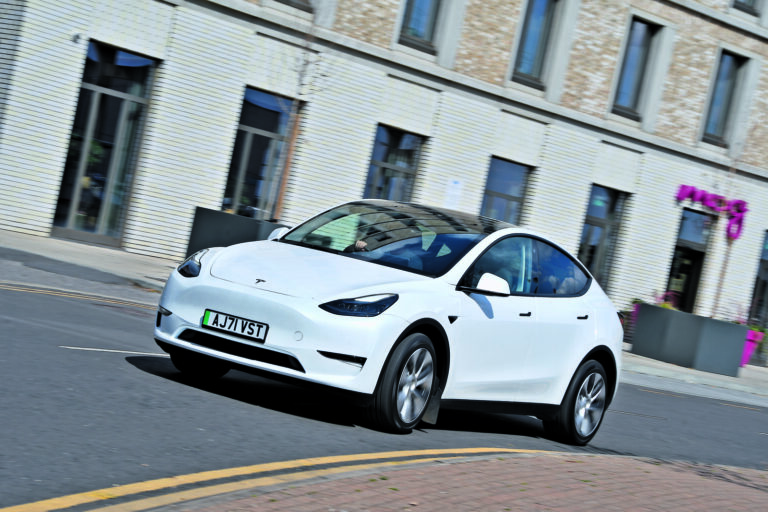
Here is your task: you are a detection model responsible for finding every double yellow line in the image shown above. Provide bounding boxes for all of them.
[0,283,156,310]
[1,448,546,512]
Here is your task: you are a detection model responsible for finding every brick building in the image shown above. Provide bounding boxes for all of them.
[2,0,768,321]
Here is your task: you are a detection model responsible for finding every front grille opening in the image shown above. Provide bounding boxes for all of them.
[178,329,305,373]
[318,350,366,367]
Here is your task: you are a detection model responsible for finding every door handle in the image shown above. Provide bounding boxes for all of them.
[577,314,589,320]
[519,311,532,317]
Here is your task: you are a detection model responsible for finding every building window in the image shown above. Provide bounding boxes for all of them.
[749,233,768,327]
[480,158,529,224]
[222,89,294,220]
[273,0,314,13]
[53,41,155,242]
[364,125,424,201]
[612,18,660,121]
[577,185,626,286]
[703,50,748,147]
[512,0,558,89]
[733,0,760,16]
[666,209,714,313]
[399,0,442,54]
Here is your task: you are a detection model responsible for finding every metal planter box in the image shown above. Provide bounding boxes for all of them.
[186,207,285,257]
[631,303,746,377]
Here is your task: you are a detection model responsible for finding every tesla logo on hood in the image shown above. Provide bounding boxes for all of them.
[254,279,266,285]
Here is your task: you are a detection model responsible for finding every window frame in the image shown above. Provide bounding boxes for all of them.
[221,88,295,220]
[748,232,768,327]
[512,0,559,90]
[479,157,530,225]
[733,0,760,16]
[398,0,443,55]
[363,124,425,202]
[272,0,314,13]
[577,185,626,288]
[459,234,591,298]
[702,49,749,148]
[611,17,661,122]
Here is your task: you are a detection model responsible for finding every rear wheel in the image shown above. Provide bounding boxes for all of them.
[544,360,607,446]
[370,333,436,433]
[170,350,230,380]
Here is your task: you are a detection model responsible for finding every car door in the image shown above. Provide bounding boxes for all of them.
[521,239,594,404]
[445,236,538,402]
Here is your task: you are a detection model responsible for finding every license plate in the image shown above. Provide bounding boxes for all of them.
[202,310,268,343]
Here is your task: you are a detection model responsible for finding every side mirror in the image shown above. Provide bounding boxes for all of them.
[476,273,511,295]
[267,227,290,240]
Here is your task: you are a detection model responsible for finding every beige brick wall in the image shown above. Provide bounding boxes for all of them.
[453,0,522,84]
[562,0,768,163]
[332,0,400,48]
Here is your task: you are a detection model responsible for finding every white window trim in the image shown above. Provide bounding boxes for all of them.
[506,0,581,104]
[392,0,466,68]
[606,9,675,134]
[698,44,761,159]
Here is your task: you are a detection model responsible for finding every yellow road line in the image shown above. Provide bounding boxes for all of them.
[1,448,546,512]
[0,283,156,310]
[639,388,683,398]
[92,457,456,512]
[719,402,762,411]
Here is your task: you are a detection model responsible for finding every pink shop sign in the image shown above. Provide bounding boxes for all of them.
[676,185,748,240]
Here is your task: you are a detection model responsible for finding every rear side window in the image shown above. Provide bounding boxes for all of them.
[532,240,589,295]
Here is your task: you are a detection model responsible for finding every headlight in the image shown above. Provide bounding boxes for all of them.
[177,248,208,278]
[319,294,398,317]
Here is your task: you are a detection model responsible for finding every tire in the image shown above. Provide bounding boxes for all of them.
[544,360,607,446]
[370,333,436,433]
[170,349,230,380]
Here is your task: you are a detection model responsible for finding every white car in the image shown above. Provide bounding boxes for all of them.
[155,200,623,445]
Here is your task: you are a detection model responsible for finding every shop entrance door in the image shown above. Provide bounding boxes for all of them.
[666,209,713,313]
[53,42,154,245]
[667,246,705,313]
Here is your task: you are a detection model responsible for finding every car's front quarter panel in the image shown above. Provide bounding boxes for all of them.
[155,267,414,394]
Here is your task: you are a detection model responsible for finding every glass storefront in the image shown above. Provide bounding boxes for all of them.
[53,41,155,243]
[221,88,293,220]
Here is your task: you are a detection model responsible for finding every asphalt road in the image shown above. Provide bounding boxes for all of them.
[1,279,767,508]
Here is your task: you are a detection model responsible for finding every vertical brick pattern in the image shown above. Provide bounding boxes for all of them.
[562,0,768,157]
[332,0,400,49]
[559,1,627,119]
[453,0,522,84]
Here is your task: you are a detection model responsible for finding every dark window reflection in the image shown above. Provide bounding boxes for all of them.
[703,50,746,147]
[399,0,442,53]
[222,88,293,219]
[613,18,658,120]
[578,185,626,286]
[480,158,529,224]
[83,43,154,97]
[513,0,557,89]
[534,240,588,295]
[364,125,424,201]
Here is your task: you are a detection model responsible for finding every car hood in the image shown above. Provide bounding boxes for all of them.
[208,240,427,299]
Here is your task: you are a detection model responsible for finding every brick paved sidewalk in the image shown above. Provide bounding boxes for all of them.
[173,453,768,511]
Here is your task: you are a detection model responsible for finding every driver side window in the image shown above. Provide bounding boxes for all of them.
[466,236,534,294]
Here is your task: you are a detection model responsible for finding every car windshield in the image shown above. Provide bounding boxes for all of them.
[281,201,506,276]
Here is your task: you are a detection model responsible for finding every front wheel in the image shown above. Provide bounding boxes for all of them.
[544,360,607,446]
[370,333,436,433]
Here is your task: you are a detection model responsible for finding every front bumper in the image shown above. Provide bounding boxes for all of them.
[154,270,409,395]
